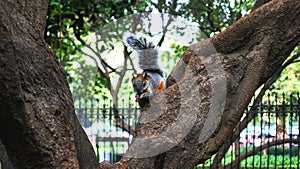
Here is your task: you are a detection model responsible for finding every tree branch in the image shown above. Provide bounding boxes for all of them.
[211,50,300,168]
[114,118,136,135]
[252,0,272,11]
[0,0,99,168]
[157,15,173,47]
[94,35,117,72]
[125,0,300,168]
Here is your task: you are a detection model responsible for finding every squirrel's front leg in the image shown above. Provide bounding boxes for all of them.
[140,88,152,99]
[135,93,140,99]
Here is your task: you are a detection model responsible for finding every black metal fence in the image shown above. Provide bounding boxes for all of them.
[74,98,139,162]
[74,93,300,168]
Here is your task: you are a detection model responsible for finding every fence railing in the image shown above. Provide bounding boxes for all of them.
[75,93,300,168]
[74,98,138,162]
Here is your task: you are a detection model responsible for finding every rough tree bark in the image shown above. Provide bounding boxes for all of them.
[0,138,14,169]
[211,51,300,168]
[0,0,299,169]
[123,0,300,168]
[0,0,99,169]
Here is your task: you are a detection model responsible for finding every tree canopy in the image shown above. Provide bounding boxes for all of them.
[45,0,258,100]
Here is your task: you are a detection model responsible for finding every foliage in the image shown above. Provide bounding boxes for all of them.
[182,0,255,36]
[45,0,262,102]
[45,0,151,99]
[268,47,300,95]
[161,42,188,75]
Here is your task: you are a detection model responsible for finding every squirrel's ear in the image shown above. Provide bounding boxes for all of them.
[132,73,137,78]
[142,72,147,77]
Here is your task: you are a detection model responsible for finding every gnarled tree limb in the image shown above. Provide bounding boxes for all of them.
[125,0,300,168]
[0,0,99,168]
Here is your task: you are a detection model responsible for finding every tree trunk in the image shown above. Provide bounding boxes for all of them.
[0,0,99,168]
[124,0,300,168]
[0,138,14,169]
[0,0,299,169]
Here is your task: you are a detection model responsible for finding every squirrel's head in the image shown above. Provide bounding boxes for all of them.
[132,73,150,95]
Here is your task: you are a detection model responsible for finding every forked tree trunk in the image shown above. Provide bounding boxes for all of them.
[0,0,299,169]
[124,0,300,168]
[0,0,99,168]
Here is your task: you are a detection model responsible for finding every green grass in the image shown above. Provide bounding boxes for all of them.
[240,155,299,168]
[195,146,299,168]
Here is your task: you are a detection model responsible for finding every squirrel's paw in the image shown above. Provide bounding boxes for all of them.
[135,94,140,99]
[140,93,150,99]
[140,93,146,98]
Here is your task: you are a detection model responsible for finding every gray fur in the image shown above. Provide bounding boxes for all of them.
[132,77,147,95]
[124,32,166,101]
[146,72,163,91]
[123,32,161,70]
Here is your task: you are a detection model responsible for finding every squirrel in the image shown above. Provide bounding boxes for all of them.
[123,32,165,108]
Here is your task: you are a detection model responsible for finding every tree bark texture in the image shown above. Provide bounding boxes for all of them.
[125,0,300,168]
[0,138,14,169]
[0,0,99,168]
[0,0,299,169]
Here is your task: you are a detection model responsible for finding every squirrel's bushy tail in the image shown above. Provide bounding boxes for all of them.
[122,32,161,71]
[122,32,155,50]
